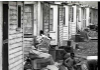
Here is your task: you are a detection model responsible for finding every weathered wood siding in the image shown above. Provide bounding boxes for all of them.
[8,2,24,70]
[63,26,68,40]
[69,22,76,35]
[58,6,64,46]
[24,38,33,58]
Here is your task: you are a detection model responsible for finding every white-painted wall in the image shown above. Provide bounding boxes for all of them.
[0,2,2,70]
[49,5,58,45]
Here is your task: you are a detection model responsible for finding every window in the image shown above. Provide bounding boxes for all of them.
[24,5,33,35]
[18,6,21,28]
[50,8,53,31]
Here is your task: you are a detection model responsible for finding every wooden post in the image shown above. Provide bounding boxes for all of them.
[34,2,38,36]
[38,1,43,35]
[64,5,69,26]
[86,7,90,27]
[0,2,2,70]
[79,7,82,30]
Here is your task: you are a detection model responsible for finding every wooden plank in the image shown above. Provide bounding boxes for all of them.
[17,2,23,6]
[24,44,32,47]
[9,24,17,30]
[10,10,17,15]
[9,20,17,25]
[18,67,23,70]
[9,59,23,69]
[9,55,23,64]
[9,51,23,59]
[9,47,22,55]
[24,47,31,51]
[9,5,17,10]
[9,15,17,20]
[9,30,23,35]
[9,33,23,39]
[9,42,22,50]
[9,2,17,6]
[24,38,33,40]
[9,38,23,45]
[10,63,23,70]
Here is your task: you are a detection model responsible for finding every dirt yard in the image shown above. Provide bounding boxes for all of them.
[74,40,98,56]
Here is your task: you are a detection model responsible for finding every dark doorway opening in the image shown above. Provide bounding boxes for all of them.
[2,4,8,70]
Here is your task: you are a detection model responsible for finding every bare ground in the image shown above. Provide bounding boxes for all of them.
[74,40,98,56]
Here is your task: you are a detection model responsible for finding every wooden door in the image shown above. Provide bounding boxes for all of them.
[2,4,8,70]
[82,8,86,30]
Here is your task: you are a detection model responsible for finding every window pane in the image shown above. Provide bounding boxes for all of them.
[24,5,33,35]
[50,8,53,31]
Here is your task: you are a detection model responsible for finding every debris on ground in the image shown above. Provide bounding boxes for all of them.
[74,40,98,56]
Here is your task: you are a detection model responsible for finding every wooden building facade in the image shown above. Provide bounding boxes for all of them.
[0,1,24,70]
[23,1,51,57]
[49,1,98,46]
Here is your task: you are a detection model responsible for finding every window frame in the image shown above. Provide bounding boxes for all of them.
[50,8,53,31]
[24,4,34,38]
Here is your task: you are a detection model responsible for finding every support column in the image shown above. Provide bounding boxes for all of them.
[0,2,2,70]
[86,7,90,26]
[73,5,77,23]
[79,7,82,30]
[72,5,77,35]
[37,1,43,35]
[34,2,38,36]
[64,5,69,26]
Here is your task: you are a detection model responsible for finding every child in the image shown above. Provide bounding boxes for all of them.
[63,53,76,70]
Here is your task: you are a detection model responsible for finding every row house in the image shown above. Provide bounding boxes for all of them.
[0,1,52,70]
[49,1,98,46]
[0,1,98,70]
[23,1,52,59]
[23,1,98,56]
[0,1,24,70]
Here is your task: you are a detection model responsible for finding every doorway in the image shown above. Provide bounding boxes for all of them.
[2,4,8,70]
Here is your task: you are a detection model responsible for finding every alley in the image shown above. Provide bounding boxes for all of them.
[0,1,98,70]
